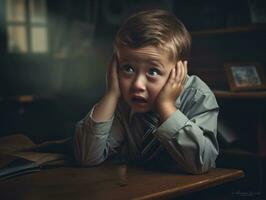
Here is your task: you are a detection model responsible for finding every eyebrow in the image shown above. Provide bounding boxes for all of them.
[148,60,165,69]
[119,54,165,69]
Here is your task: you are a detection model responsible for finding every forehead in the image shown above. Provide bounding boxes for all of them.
[117,45,172,64]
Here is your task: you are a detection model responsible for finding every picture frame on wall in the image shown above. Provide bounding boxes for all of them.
[224,62,266,92]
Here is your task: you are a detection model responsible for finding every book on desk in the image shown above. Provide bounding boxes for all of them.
[0,134,72,180]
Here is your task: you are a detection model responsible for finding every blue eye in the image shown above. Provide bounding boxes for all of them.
[148,68,160,76]
[121,65,134,74]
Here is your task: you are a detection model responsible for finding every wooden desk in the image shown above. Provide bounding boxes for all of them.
[0,164,244,200]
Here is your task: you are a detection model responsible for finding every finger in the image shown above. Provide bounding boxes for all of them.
[175,62,179,82]
[184,61,187,76]
[111,54,119,75]
[183,61,188,84]
[176,61,183,84]
[111,54,116,68]
[167,67,176,85]
[181,61,186,83]
[115,54,120,73]
[179,61,187,85]
[175,62,178,78]
[107,54,117,85]
[108,54,114,74]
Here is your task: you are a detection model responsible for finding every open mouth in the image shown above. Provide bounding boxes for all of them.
[131,96,147,104]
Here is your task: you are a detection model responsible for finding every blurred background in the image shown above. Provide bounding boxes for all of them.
[0,0,266,195]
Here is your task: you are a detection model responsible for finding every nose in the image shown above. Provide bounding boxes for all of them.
[130,75,146,93]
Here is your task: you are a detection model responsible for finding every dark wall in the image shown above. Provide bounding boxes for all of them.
[190,29,266,89]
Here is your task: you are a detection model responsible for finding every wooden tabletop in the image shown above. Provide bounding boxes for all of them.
[0,163,244,200]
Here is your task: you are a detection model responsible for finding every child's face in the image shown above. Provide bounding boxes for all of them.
[117,45,176,113]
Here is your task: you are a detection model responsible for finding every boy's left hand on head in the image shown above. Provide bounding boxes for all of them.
[154,61,187,120]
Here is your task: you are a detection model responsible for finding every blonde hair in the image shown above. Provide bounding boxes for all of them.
[114,9,191,61]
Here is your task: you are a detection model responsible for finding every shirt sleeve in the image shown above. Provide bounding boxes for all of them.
[156,90,219,174]
[73,105,125,166]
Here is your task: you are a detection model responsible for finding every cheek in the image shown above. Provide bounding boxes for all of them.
[148,78,167,99]
[118,75,130,94]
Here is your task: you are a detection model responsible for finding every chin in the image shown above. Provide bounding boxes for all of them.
[130,105,151,113]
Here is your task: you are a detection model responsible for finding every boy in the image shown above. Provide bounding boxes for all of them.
[74,10,219,174]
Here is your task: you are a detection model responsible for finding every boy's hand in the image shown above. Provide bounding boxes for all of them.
[93,54,120,122]
[106,54,121,99]
[154,61,187,120]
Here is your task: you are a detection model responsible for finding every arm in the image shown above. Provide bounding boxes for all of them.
[92,54,120,122]
[154,61,219,174]
[74,108,125,166]
[74,54,123,166]
[156,91,219,174]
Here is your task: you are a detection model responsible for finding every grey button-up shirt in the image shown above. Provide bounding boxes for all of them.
[74,75,219,174]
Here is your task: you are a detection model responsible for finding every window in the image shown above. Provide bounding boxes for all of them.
[6,0,48,53]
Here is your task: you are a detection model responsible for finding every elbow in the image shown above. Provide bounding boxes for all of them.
[184,154,218,175]
[183,162,213,175]
[190,152,218,175]
[188,165,212,175]
[190,142,219,174]
[173,158,213,175]
[74,142,108,166]
[74,143,108,167]
[73,122,107,167]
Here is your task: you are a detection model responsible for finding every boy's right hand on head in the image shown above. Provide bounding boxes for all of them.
[106,54,121,99]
